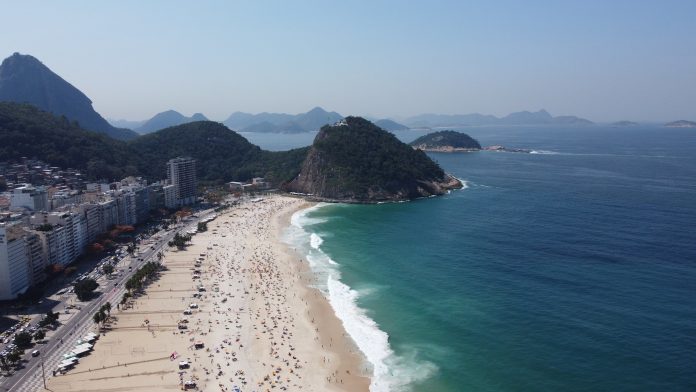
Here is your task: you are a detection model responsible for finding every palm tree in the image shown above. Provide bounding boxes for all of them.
[93,310,106,330]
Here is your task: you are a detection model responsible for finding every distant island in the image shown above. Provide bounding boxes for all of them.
[664,120,696,128]
[403,109,594,128]
[374,119,409,131]
[286,117,462,202]
[409,130,481,152]
[611,121,639,127]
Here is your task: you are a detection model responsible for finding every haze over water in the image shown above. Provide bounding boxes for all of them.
[277,125,696,391]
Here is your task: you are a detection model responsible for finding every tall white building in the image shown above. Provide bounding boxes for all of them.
[0,223,31,300]
[9,184,49,212]
[166,157,197,207]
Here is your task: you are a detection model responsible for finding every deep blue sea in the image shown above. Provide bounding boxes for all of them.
[249,126,696,392]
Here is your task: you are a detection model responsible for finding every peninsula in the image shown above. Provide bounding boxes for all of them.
[286,117,462,202]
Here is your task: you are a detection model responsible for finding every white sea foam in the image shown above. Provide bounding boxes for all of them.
[529,149,559,154]
[454,178,470,191]
[284,204,438,391]
[310,233,323,249]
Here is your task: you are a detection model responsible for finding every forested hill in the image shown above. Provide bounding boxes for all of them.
[129,121,308,184]
[0,102,307,184]
[409,130,482,150]
[0,102,139,179]
[286,117,462,202]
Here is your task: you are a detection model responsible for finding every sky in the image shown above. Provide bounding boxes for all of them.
[1,0,695,122]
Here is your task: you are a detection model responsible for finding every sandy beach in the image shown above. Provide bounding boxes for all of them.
[47,195,369,392]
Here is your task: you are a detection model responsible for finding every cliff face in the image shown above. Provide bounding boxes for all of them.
[286,117,462,202]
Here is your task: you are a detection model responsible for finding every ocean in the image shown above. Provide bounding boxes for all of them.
[248,125,696,392]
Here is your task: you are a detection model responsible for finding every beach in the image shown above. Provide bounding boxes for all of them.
[47,195,369,392]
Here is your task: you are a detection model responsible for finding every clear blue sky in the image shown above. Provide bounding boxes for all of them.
[1,0,695,122]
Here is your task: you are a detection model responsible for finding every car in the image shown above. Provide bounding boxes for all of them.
[31,350,40,357]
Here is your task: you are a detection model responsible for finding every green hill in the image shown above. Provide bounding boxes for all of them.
[129,121,307,184]
[0,102,138,179]
[0,102,306,184]
[286,117,462,202]
[409,130,481,151]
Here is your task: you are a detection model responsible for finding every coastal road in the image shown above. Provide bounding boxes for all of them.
[0,211,214,392]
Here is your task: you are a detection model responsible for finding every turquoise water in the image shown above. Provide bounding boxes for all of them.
[280,126,696,392]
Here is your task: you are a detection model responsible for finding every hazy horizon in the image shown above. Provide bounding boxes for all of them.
[2,1,695,123]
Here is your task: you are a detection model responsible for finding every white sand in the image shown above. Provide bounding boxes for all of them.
[48,195,369,392]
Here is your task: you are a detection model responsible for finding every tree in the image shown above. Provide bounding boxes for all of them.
[34,329,46,342]
[102,264,114,275]
[38,310,59,328]
[171,232,192,250]
[101,302,112,316]
[93,310,106,329]
[0,355,9,372]
[46,310,59,324]
[74,278,99,301]
[14,331,33,349]
[6,350,21,367]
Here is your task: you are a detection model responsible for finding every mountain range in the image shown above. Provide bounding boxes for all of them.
[402,109,593,128]
[134,110,208,134]
[223,107,343,133]
[0,53,137,140]
[0,52,599,141]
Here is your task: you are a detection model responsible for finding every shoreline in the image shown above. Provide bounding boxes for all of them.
[46,195,369,392]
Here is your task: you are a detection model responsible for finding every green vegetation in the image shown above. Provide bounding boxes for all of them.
[38,310,59,328]
[124,261,164,293]
[33,329,45,342]
[288,117,449,200]
[13,331,32,349]
[74,278,99,301]
[93,302,112,330]
[0,102,307,185]
[4,350,21,367]
[0,102,140,179]
[409,130,482,149]
[168,232,192,250]
[129,121,308,185]
[93,310,106,328]
[102,264,115,275]
[197,222,207,232]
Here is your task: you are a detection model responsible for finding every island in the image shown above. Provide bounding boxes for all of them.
[285,117,462,202]
[664,120,696,128]
[409,130,482,152]
[482,145,532,153]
